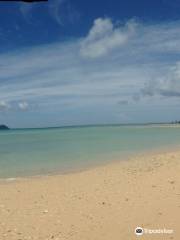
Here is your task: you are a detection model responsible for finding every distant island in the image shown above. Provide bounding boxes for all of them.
[171,121,180,124]
[0,125,9,130]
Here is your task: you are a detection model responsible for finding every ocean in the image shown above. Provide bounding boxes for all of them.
[0,125,180,178]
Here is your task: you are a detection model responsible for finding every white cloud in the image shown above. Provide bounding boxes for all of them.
[80,18,137,58]
[141,62,180,97]
[19,0,64,24]
[0,101,10,111]
[19,0,78,26]
[18,102,29,111]
[48,0,65,25]
[0,100,30,112]
[19,2,37,23]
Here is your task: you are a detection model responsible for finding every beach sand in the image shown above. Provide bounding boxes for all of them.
[0,151,179,240]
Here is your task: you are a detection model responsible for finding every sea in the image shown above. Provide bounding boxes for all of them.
[0,124,180,178]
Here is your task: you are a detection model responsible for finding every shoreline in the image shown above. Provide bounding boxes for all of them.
[0,145,180,182]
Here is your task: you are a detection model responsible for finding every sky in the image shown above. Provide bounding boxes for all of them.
[0,0,180,128]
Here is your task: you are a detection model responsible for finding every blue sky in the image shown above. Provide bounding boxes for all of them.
[0,0,180,128]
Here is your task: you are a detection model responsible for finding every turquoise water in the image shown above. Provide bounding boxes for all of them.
[0,125,180,178]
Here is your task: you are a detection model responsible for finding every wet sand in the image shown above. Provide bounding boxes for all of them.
[0,151,179,240]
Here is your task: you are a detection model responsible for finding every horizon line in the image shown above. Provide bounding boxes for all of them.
[4,121,180,130]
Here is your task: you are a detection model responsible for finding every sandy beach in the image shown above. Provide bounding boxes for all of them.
[0,151,179,240]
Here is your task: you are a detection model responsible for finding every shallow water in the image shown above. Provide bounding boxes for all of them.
[0,125,180,178]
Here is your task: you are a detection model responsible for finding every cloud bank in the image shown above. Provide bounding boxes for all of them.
[1,18,180,127]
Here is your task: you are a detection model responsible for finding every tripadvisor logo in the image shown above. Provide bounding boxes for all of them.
[135,226,174,236]
[135,227,144,236]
